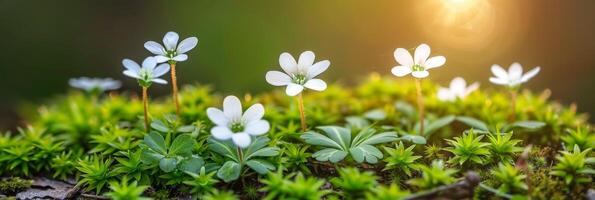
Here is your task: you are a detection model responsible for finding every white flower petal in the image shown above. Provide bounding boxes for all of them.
[123,70,140,79]
[232,133,251,148]
[424,56,446,69]
[450,77,467,95]
[245,120,270,136]
[265,71,292,86]
[391,66,412,77]
[279,52,298,75]
[490,64,508,79]
[303,79,327,91]
[414,43,430,65]
[144,41,166,55]
[285,83,304,96]
[394,48,414,67]
[411,71,429,78]
[464,82,480,97]
[152,63,170,78]
[207,108,229,126]
[223,95,243,120]
[508,62,523,81]
[242,103,264,123]
[142,57,158,71]
[177,37,198,54]
[489,77,508,85]
[154,55,170,63]
[211,126,233,140]
[437,88,455,101]
[122,59,141,74]
[172,54,188,62]
[521,67,540,83]
[297,51,315,72]
[152,78,168,84]
[163,31,179,50]
[307,60,330,79]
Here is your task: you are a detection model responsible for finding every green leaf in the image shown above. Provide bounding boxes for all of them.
[243,136,270,156]
[178,155,204,174]
[363,109,387,120]
[505,121,546,132]
[401,134,427,144]
[395,101,416,117]
[349,144,383,164]
[359,131,398,145]
[159,157,177,173]
[456,116,489,131]
[317,126,351,149]
[244,147,280,160]
[151,120,170,132]
[312,148,348,163]
[217,161,241,182]
[169,134,195,156]
[144,132,167,154]
[177,125,195,133]
[345,116,370,129]
[207,137,238,161]
[424,115,456,136]
[140,149,164,165]
[301,132,344,149]
[246,159,275,174]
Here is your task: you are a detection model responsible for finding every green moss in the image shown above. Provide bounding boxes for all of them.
[0,177,32,195]
[0,76,592,199]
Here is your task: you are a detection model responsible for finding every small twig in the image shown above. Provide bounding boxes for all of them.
[479,183,513,199]
[80,193,111,200]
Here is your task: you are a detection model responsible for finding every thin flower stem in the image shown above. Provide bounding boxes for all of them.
[170,62,181,116]
[142,86,150,132]
[297,93,307,132]
[509,90,517,122]
[236,146,244,164]
[415,79,425,135]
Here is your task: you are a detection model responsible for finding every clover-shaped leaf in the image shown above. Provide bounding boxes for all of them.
[302,126,397,164]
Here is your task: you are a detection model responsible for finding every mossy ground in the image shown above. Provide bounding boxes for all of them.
[0,75,592,199]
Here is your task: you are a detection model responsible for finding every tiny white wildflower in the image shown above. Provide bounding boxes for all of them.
[69,77,121,92]
[122,57,170,87]
[265,51,330,96]
[391,43,446,78]
[489,62,540,87]
[437,77,479,101]
[144,31,198,63]
[206,95,270,148]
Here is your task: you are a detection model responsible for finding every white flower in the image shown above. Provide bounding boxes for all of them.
[69,77,121,92]
[144,31,198,63]
[265,51,330,96]
[437,77,479,101]
[122,57,170,86]
[391,43,446,78]
[206,95,270,148]
[489,63,541,87]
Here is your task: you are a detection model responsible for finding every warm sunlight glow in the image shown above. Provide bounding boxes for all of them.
[416,0,507,50]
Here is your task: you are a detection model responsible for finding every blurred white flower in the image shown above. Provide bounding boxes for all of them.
[207,95,270,148]
[265,51,330,96]
[144,31,198,63]
[391,43,446,78]
[489,63,540,87]
[437,77,479,101]
[69,77,121,92]
[122,57,170,87]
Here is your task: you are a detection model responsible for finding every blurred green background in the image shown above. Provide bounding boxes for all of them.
[0,0,594,129]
